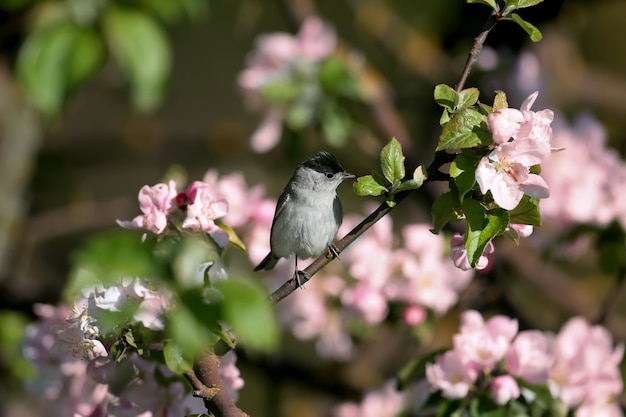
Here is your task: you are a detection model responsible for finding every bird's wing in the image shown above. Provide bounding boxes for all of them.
[273,190,290,223]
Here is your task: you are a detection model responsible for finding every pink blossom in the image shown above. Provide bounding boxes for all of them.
[298,16,337,60]
[505,330,554,384]
[508,223,533,238]
[117,180,177,234]
[476,138,550,210]
[575,401,624,417]
[402,304,427,326]
[549,317,624,410]
[453,310,518,370]
[426,350,478,399]
[333,380,407,417]
[450,233,494,270]
[203,169,266,229]
[249,109,284,153]
[490,375,520,405]
[487,108,525,144]
[341,283,389,324]
[182,181,229,246]
[219,351,244,402]
[540,113,626,229]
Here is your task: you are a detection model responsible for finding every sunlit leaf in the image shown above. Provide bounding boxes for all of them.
[510,13,543,42]
[436,108,491,151]
[381,138,406,184]
[103,6,171,112]
[434,84,457,110]
[353,175,387,196]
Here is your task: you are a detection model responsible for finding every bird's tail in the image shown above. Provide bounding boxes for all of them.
[254,252,280,271]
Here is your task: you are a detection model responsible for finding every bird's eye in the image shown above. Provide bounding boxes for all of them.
[326,173,335,179]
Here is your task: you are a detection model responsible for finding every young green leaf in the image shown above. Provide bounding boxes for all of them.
[431,191,460,234]
[463,200,508,266]
[163,342,193,374]
[504,0,544,10]
[395,165,427,193]
[216,280,279,352]
[436,108,491,151]
[510,13,543,42]
[381,138,406,184]
[508,195,541,226]
[493,90,509,111]
[103,6,171,112]
[434,84,457,110]
[456,88,480,110]
[353,175,387,196]
[467,0,499,12]
[450,154,480,202]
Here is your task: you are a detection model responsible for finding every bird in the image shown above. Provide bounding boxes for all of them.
[254,151,355,286]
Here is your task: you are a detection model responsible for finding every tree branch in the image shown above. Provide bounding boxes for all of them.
[455,11,499,93]
[184,353,249,417]
[269,151,454,304]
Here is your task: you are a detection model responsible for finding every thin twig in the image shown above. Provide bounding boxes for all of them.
[269,151,454,304]
[456,11,499,93]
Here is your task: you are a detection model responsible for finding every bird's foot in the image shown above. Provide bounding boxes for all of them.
[294,270,310,289]
[327,244,340,260]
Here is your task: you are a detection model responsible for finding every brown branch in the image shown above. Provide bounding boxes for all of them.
[269,150,454,304]
[456,11,499,93]
[184,353,249,417]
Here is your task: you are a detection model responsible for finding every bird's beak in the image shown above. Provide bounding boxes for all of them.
[343,172,357,180]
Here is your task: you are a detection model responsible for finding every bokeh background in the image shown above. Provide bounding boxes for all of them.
[1,0,625,415]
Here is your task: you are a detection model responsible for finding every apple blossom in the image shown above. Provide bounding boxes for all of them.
[505,330,554,384]
[426,350,478,399]
[117,180,177,234]
[490,374,520,405]
[333,380,408,417]
[453,310,518,370]
[476,137,551,210]
[182,181,229,246]
[219,351,245,402]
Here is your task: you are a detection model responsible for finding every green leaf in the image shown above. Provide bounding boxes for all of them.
[493,90,509,111]
[504,0,544,10]
[261,79,300,104]
[286,102,315,129]
[434,84,457,110]
[216,280,279,352]
[450,154,480,202]
[167,300,214,361]
[318,57,360,98]
[440,108,451,125]
[397,349,447,390]
[381,138,406,184]
[396,166,427,193]
[436,107,491,151]
[510,13,543,42]
[463,200,508,266]
[172,236,218,287]
[321,101,351,146]
[431,191,460,233]
[163,342,193,374]
[103,6,171,112]
[66,230,164,298]
[220,224,246,252]
[17,23,103,117]
[508,195,541,226]
[353,175,387,196]
[456,88,480,110]
[467,0,499,12]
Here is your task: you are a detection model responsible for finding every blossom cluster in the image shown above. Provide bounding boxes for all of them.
[21,278,244,416]
[476,91,554,210]
[426,310,624,416]
[238,17,338,152]
[117,178,230,246]
[541,113,626,230]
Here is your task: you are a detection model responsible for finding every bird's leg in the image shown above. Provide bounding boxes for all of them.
[293,257,308,289]
[327,244,340,260]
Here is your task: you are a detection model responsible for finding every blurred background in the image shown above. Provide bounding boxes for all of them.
[1,0,625,415]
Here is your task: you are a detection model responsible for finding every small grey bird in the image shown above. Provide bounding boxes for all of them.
[254,151,355,283]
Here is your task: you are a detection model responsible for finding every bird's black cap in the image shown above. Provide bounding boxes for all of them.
[301,151,345,175]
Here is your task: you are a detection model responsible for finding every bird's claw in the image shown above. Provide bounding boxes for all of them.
[327,244,340,260]
[294,270,309,289]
